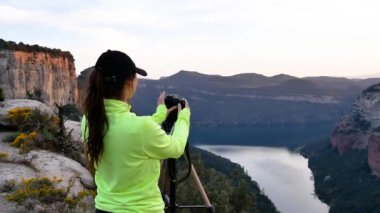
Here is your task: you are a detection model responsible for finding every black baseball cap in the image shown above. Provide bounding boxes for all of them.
[95,50,147,79]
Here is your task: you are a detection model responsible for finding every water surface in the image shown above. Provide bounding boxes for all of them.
[199,145,329,213]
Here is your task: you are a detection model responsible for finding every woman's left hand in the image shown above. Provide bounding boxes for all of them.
[157,91,166,105]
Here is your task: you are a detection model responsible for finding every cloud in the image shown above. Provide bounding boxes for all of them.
[0,0,379,78]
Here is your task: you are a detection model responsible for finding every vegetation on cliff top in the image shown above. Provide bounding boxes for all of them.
[363,82,380,95]
[0,38,74,62]
[302,140,380,213]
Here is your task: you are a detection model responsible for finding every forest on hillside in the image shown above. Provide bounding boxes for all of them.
[302,140,380,213]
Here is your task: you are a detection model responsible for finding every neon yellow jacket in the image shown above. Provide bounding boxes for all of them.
[80,99,190,212]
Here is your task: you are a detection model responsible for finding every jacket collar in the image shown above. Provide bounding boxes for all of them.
[104,99,131,113]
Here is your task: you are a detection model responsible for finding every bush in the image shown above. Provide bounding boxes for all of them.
[6,107,85,166]
[6,107,58,133]
[62,104,82,122]
[11,132,39,153]
[4,177,95,211]
[0,88,4,101]
[0,151,9,160]
[5,177,66,206]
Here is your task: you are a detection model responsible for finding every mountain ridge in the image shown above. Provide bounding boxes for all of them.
[77,68,380,148]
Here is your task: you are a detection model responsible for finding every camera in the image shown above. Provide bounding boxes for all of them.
[162,94,186,133]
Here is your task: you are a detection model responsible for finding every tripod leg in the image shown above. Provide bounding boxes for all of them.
[160,160,170,192]
[190,164,213,208]
[160,160,171,209]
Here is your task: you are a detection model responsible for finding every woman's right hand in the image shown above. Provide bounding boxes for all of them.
[178,99,190,113]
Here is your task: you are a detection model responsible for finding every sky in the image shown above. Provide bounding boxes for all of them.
[0,0,379,79]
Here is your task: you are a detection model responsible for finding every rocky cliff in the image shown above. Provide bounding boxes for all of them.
[331,83,380,176]
[0,39,78,107]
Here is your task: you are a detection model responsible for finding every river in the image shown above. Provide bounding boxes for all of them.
[198,145,329,213]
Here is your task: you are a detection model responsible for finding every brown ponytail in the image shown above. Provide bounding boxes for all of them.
[83,68,109,175]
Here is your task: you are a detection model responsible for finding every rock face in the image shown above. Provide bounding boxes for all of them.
[331,83,380,153]
[77,66,93,110]
[331,83,380,177]
[0,47,78,107]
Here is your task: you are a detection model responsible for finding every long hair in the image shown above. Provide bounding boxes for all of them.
[83,67,135,175]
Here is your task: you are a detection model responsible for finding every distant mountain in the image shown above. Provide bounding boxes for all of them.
[78,69,380,148]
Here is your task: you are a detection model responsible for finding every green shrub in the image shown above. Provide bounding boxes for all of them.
[64,189,96,210]
[62,104,82,122]
[0,151,9,160]
[5,177,66,206]
[6,108,59,133]
[6,107,85,166]
[4,177,95,211]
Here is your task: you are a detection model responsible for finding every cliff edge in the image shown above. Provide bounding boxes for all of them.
[0,39,78,107]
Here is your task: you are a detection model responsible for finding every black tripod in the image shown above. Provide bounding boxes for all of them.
[160,145,215,213]
[160,94,214,213]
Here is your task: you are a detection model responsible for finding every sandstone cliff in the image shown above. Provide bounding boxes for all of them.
[0,39,78,107]
[331,83,380,176]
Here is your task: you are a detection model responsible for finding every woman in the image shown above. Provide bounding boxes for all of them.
[81,50,191,213]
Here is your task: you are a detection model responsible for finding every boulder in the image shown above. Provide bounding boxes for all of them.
[0,162,36,187]
[0,132,95,212]
[64,120,82,142]
[24,150,94,193]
